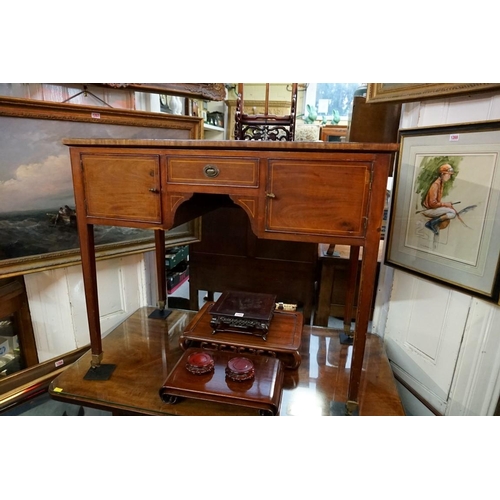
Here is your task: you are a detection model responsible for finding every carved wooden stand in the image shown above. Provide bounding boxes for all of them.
[159,348,284,415]
[181,302,303,369]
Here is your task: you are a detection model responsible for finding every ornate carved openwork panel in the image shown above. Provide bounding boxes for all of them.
[234,84,298,141]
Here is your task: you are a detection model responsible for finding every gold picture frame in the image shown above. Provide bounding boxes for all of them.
[0,96,202,278]
[366,83,500,104]
[96,83,226,101]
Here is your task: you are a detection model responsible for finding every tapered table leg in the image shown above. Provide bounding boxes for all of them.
[340,246,360,345]
[78,222,102,366]
[149,229,172,319]
[78,222,116,380]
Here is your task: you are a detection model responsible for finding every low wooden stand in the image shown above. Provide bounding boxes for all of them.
[159,348,284,415]
[180,302,303,369]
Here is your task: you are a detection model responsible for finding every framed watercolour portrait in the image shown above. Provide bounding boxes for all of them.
[0,96,202,278]
[385,121,500,301]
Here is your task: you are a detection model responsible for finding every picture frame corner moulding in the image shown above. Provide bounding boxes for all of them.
[385,120,500,302]
[366,83,500,104]
[95,83,227,102]
[0,96,201,278]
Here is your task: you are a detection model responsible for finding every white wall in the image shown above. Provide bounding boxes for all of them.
[24,254,150,362]
[376,90,500,416]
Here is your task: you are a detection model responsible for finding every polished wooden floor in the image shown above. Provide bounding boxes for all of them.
[49,307,404,416]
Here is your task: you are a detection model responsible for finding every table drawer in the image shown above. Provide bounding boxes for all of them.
[167,156,259,187]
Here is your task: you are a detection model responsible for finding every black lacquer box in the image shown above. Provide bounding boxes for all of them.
[209,291,276,340]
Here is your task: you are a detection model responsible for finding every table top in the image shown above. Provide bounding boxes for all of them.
[49,307,405,416]
[62,138,400,153]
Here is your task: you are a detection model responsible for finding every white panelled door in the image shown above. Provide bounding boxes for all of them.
[25,253,148,362]
[384,271,471,414]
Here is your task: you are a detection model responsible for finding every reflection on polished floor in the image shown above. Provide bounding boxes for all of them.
[282,333,352,416]
[1,392,111,416]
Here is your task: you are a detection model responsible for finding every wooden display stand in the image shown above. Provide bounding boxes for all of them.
[181,302,303,369]
[159,348,284,415]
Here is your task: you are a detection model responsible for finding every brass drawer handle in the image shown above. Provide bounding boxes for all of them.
[203,164,220,178]
[149,188,159,193]
[266,192,276,198]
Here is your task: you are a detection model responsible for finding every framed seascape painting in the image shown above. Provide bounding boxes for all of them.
[0,96,202,278]
[385,121,500,301]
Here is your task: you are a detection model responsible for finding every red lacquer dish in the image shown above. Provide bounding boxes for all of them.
[225,357,255,382]
[185,351,215,375]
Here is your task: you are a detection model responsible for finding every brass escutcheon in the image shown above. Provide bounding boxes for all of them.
[203,164,219,178]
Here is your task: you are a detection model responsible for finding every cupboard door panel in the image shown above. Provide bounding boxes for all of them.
[266,160,371,237]
[81,154,161,223]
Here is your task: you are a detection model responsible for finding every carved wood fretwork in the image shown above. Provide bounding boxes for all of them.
[240,124,294,141]
[234,83,298,141]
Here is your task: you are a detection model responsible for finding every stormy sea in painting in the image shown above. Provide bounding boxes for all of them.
[0,209,152,260]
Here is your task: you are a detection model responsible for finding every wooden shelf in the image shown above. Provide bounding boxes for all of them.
[203,123,224,132]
